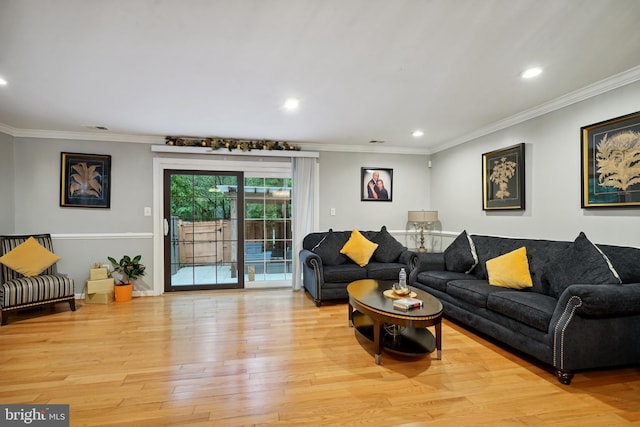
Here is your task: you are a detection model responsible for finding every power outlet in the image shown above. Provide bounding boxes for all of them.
[330,208,336,216]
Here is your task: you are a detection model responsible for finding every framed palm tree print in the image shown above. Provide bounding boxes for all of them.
[60,152,111,208]
[581,111,640,208]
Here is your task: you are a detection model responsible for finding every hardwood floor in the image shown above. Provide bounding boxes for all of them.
[1,290,639,426]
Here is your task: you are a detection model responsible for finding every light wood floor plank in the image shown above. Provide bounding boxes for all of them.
[1,289,639,426]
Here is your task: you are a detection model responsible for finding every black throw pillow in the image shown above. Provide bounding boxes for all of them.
[371,226,406,263]
[545,232,621,298]
[444,230,478,273]
[311,229,348,266]
[597,244,640,283]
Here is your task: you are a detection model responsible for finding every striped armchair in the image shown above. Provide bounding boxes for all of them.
[0,234,76,325]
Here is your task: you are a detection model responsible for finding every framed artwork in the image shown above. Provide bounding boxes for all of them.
[60,152,111,208]
[581,111,640,208]
[482,143,525,210]
[361,167,393,202]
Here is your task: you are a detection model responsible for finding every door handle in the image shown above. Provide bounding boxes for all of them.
[163,218,169,236]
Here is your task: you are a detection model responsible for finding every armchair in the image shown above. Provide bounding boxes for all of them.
[0,234,75,325]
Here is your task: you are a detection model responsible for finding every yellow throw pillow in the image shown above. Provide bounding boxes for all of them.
[0,237,61,277]
[340,229,379,267]
[486,246,533,290]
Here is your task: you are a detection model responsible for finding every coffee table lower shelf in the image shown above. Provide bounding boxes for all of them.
[352,310,436,359]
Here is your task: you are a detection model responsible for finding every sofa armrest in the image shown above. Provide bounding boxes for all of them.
[299,249,324,305]
[557,283,640,317]
[299,249,321,269]
[398,250,418,272]
[408,252,445,283]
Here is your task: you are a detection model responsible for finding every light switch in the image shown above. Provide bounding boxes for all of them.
[144,207,152,216]
[330,208,336,216]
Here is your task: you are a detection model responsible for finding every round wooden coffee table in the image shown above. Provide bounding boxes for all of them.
[347,278,443,364]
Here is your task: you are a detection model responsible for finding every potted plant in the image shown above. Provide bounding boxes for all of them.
[107,255,146,302]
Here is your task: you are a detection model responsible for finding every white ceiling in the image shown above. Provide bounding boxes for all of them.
[1,0,640,153]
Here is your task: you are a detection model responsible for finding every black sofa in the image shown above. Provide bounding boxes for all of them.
[409,230,640,384]
[300,227,416,306]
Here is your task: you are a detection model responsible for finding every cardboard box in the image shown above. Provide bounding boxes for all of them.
[85,291,115,304]
[89,267,109,280]
[86,278,115,294]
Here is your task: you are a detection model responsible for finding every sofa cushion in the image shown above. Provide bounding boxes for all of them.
[0,237,61,277]
[487,291,557,332]
[545,232,622,298]
[1,275,74,306]
[446,279,502,308]
[444,230,478,274]
[340,229,379,267]
[470,235,571,295]
[598,244,640,283]
[486,247,533,290]
[366,262,404,280]
[416,270,471,292]
[322,264,368,283]
[311,229,348,266]
[371,226,406,263]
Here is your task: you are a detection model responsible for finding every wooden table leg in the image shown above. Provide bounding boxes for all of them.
[348,302,353,327]
[435,319,442,360]
[374,319,383,364]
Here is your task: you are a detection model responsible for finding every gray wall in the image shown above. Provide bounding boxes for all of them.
[3,139,429,293]
[318,151,431,231]
[10,137,154,294]
[431,80,640,247]
[0,131,15,233]
[14,138,153,233]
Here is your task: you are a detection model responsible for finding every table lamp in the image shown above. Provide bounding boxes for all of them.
[407,210,438,252]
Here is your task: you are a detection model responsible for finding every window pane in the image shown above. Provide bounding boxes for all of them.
[243,174,292,285]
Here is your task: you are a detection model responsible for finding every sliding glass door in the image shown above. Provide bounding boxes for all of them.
[163,170,293,291]
[164,170,243,291]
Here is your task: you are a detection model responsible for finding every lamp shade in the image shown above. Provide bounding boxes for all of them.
[408,210,438,223]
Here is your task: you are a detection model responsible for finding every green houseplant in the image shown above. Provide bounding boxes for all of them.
[107,255,146,302]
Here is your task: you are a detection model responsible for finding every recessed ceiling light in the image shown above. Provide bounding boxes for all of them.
[0,77,7,86]
[283,98,300,110]
[412,130,424,137]
[521,67,543,79]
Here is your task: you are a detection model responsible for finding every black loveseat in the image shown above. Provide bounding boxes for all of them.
[300,227,416,306]
[409,230,640,384]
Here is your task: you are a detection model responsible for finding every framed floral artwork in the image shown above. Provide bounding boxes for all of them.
[361,167,393,202]
[581,111,640,208]
[60,152,111,208]
[482,143,525,210]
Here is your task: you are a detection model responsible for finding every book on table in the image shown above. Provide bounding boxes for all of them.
[393,297,423,311]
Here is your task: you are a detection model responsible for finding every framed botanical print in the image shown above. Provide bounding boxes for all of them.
[60,152,111,208]
[361,167,393,202]
[581,111,640,208]
[482,143,525,210]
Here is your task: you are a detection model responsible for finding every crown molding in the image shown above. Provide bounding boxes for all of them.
[296,142,431,155]
[3,65,639,154]
[0,122,19,136]
[0,123,429,154]
[431,65,640,153]
[0,125,164,144]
